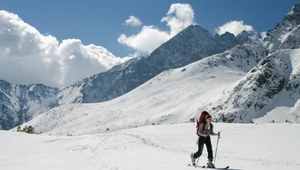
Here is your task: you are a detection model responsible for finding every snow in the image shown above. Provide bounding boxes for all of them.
[58,84,84,104]
[287,6,295,16]
[203,48,300,123]
[1,4,300,169]
[263,4,300,51]
[23,46,257,135]
[250,49,300,123]
[0,82,60,129]
[1,123,300,170]
[280,31,292,43]
[255,99,300,123]
[290,49,300,73]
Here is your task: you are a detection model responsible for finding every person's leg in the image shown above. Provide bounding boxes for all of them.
[193,137,205,158]
[205,137,213,161]
[205,137,215,168]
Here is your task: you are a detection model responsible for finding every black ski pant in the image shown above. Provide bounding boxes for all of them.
[193,136,213,161]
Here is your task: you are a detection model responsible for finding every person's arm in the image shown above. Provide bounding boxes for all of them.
[197,123,208,137]
[210,124,220,137]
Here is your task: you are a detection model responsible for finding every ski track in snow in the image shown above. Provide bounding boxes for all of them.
[1,123,300,170]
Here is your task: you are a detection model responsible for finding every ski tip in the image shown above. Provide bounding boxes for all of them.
[225,166,230,169]
[203,165,229,169]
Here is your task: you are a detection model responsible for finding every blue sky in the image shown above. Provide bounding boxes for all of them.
[0,0,298,57]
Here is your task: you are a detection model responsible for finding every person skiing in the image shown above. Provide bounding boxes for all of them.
[191,114,220,168]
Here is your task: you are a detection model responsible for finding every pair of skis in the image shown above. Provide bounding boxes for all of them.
[188,164,229,169]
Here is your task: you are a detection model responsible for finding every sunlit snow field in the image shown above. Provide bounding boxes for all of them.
[1,123,299,170]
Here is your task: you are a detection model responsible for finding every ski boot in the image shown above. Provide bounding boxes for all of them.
[190,153,196,166]
[207,159,215,168]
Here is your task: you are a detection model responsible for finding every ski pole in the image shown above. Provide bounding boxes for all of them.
[214,134,220,165]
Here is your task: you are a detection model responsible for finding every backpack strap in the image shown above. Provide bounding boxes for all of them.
[199,123,205,133]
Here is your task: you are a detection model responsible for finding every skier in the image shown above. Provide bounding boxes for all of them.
[191,114,220,168]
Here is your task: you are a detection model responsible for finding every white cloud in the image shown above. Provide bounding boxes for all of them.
[161,3,195,36]
[216,20,254,36]
[118,26,170,54]
[0,10,129,87]
[124,16,142,27]
[118,3,196,54]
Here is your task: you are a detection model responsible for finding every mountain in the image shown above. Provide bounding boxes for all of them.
[58,25,243,104]
[0,80,58,129]
[23,40,266,135]
[208,3,300,122]
[263,2,300,51]
[0,25,245,130]
[207,49,300,122]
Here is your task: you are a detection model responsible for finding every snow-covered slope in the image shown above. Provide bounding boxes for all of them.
[255,49,300,123]
[1,123,300,170]
[207,49,300,123]
[24,42,266,135]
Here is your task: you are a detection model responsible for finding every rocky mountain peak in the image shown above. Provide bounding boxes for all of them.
[215,32,235,40]
[180,24,212,36]
[283,2,300,25]
[263,3,300,51]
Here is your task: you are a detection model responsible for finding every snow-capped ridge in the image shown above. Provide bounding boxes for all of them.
[22,40,266,135]
[283,2,300,25]
[263,3,300,51]
[208,49,300,123]
[0,81,58,130]
[59,24,243,104]
[236,30,261,43]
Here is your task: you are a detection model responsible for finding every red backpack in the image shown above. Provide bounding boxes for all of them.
[196,111,209,134]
